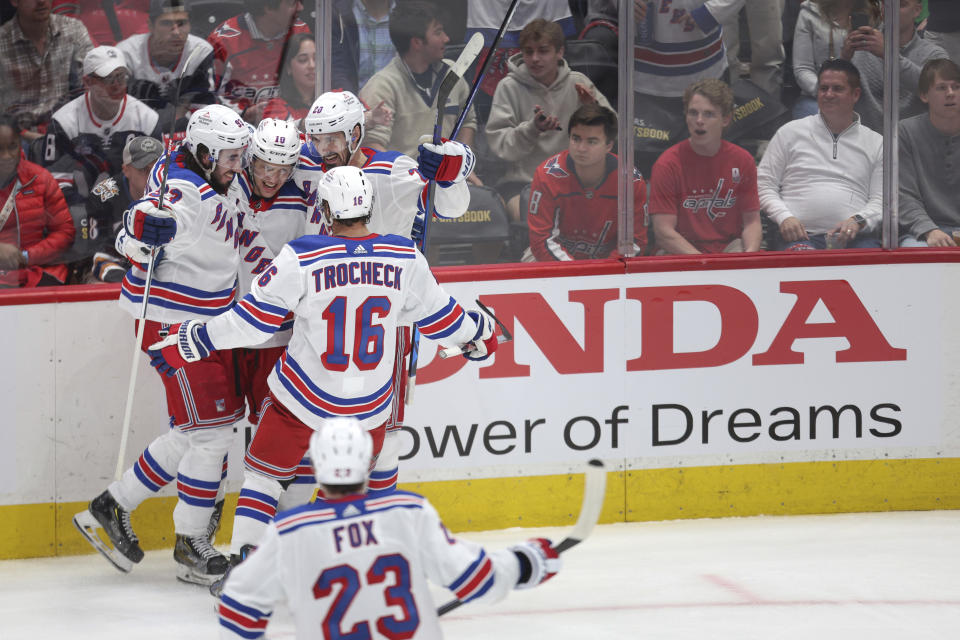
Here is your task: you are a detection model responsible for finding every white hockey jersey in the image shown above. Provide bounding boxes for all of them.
[229,170,312,348]
[117,150,241,322]
[218,491,520,640]
[202,233,481,430]
[294,146,470,239]
[116,33,215,105]
[46,93,161,191]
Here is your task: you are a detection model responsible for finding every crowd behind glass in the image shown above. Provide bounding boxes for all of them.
[0,0,958,288]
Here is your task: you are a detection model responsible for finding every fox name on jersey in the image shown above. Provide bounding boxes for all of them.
[200,233,478,430]
[294,146,470,239]
[117,150,242,323]
[218,491,521,640]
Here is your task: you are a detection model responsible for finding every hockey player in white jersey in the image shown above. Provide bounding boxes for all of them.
[147,166,501,594]
[73,104,251,585]
[218,417,561,640]
[295,90,476,496]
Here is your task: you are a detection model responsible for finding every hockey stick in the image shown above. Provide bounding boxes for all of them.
[436,299,513,359]
[113,45,205,482]
[406,32,484,403]
[437,459,607,616]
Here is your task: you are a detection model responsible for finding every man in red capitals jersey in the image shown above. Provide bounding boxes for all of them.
[73,104,251,586]
[146,166,500,596]
[207,0,310,118]
[526,103,648,261]
[650,79,762,254]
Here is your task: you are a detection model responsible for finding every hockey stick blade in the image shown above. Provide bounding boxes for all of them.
[73,510,134,573]
[436,299,513,359]
[437,459,607,616]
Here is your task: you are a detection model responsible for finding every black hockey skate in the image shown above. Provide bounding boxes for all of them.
[72,490,144,573]
[174,533,229,586]
[206,500,225,544]
[208,544,255,597]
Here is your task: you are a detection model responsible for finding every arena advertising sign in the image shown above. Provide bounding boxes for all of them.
[401,263,940,477]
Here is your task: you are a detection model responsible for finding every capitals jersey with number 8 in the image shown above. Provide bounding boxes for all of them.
[219,491,521,639]
[200,233,482,431]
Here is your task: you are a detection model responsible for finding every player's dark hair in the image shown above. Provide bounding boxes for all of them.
[389,1,439,56]
[567,104,617,142]
[0,115,19,138]
[818,58,862,91]
[518,19,565,51]
[919,58,960,96]
[279,32,315,109]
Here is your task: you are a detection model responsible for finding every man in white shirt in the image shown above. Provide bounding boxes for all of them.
[758,58,882,250]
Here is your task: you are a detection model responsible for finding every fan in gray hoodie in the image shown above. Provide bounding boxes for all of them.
[486,19,611,222]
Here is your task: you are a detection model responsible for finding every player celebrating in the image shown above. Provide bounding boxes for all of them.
[73,104,251,586]
[296,89,476,495]
[217,417,561,640]
[147,166,500,594]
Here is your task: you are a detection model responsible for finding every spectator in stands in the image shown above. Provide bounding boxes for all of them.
[526,104,647,261]
[650,79,762,254]
[487,18,612,223]
[792,0,879,119]
[925,0,960,64]
[843,0,947,133]
[360,1,477,156]
[117,0,216,120]
[465,1,576,116]
[721,0,787,97]
[758,59,882,250]
[44,45,161,203]
[0,115,75,287]
[899,59,960,247]
[79,135,163,283]
[0,0,93,141]
[579,0,618,61]
[332,0,397,94]
[51,0,149,46]
[208,0,310,120]
[262,32,316,124]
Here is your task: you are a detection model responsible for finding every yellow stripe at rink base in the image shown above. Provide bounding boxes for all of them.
[2,458,959,560]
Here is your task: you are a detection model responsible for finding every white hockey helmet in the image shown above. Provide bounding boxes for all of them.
[309,417,373,487]
[250,118,301,166]
[184,104,251,165]
[317,165,373,225]
[304,90,365,154]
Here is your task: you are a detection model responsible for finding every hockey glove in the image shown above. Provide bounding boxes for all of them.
[125,200,177,247]
[411,212,427,245]
[417,138,475,187]
[147,320,215,377]
[462,309,498,361]
[511,538,561,589]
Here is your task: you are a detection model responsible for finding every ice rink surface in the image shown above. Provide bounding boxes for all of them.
[4,510,960,639]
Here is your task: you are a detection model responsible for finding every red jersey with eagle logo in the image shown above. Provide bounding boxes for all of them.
[207,14,311,113]
[527,150,647,261]
[649,139,761,253]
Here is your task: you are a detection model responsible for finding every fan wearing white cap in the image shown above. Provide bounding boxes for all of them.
[217,416,562,640]
[43,45,161,197]
[76,104,254,586]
